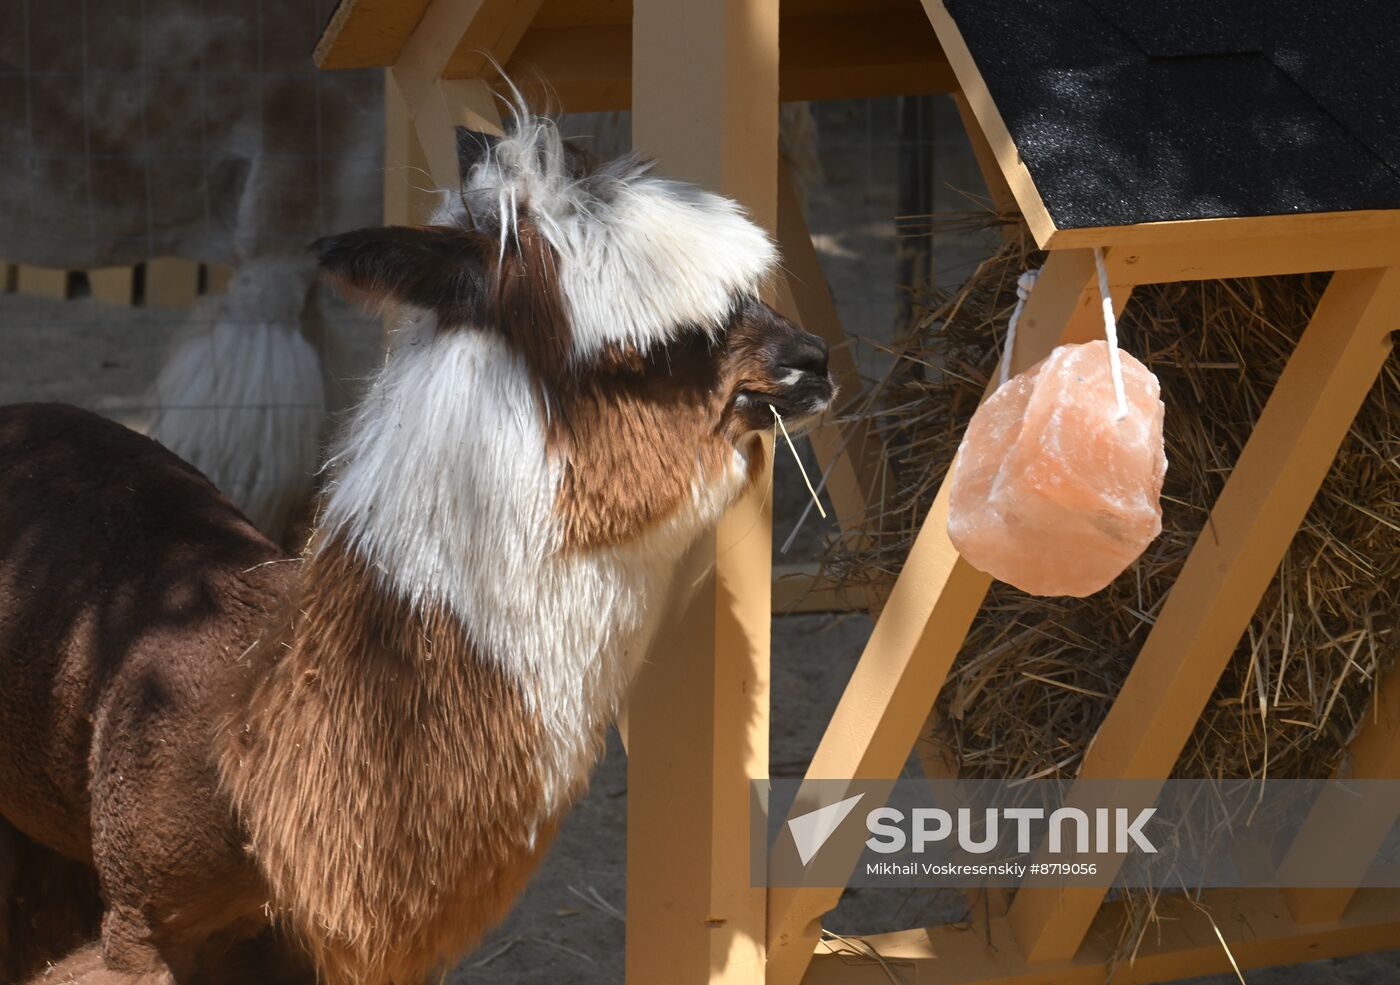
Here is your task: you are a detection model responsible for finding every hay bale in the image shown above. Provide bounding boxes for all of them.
[834,220,1400,781]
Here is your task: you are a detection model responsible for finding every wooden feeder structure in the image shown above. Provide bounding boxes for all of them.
[315,1,1400,982]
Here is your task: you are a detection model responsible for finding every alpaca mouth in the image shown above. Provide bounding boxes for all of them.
[740,374,838,434]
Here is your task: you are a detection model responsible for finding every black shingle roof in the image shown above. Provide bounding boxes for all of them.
[942,0,1400,229]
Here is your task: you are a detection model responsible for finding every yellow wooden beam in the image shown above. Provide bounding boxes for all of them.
[803,889,1400,985]
[1090,222,1400,283]
[772,564,866,615]
[502,9,953,113]
[504,24,630,113]
[315,0,434,69]
[383,71,437,226]
[1007,265,1400,965]
[764,250,1131,985]
[441,0,547,81]
[624,3,779,984]
[318,0,543,79]
[530,0,629,28]
[776,10,954,102]
[919,0,1057,248]
[1049,208,1400,252]
[409,78,506,187]
[388,0,533,187]
[391,0,538,108]
[392,0,533,115]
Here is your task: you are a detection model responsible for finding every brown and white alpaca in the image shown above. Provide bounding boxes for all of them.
[0,109,832,985]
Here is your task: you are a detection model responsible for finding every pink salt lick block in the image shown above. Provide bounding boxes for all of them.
[947,340,1167,597]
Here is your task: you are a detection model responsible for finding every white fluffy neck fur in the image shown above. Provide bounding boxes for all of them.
[318,325,750,816]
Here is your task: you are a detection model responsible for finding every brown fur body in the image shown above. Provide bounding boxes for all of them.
[221,536,559,985]
[0,403,306,981]
[0,406,572,984]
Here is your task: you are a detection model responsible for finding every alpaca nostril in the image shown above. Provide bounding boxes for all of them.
[777,334,829,380]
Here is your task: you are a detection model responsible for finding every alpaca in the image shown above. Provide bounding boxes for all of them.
[145,257,327,543]
[0,110,833,984]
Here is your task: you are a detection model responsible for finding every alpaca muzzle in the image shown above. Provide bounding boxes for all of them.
[768,331,837,423]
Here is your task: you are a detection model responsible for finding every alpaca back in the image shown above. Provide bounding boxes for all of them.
[0,403,289,868]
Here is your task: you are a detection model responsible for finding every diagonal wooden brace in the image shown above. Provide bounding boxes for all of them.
[1007,265,1400,964]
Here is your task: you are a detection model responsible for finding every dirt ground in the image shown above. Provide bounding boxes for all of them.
[2,96,1397,984]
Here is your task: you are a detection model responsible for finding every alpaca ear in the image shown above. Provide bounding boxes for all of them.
[313,226,491,325]
[456,127,501,181]
[493,220,573,380]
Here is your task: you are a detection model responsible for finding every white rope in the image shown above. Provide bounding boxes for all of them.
[1093,246,1128,420]
[998,268,1040,387]
[1002,254,1128,422]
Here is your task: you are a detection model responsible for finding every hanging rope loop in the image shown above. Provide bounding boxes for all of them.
[998,268,1041,387]
[1001,253,1128,422]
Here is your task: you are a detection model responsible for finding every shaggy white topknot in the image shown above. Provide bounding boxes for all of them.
[436,104,779,361]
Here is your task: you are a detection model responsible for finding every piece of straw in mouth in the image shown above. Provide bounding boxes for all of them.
[771,405,827,519]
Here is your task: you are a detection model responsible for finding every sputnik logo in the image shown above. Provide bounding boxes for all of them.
[787,793,865,865]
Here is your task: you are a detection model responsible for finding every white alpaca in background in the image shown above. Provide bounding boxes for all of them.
[146,258,326,540]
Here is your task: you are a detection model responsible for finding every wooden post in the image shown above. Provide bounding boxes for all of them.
[624,2,778,983]
[384,0,530,347]
[409,78,506,182]
[764,249,1133,985]
[1007,265,1400,964]
[384,70,439,227]
[389,0,537,184]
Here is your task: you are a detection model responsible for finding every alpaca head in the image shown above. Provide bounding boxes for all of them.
[315,110,834,550]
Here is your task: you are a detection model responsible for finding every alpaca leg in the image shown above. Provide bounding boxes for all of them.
[20,942,171,985]
[0,820,103,984]
[96,907,176,982]
[23,920,316,985]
